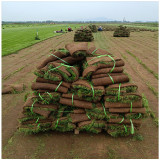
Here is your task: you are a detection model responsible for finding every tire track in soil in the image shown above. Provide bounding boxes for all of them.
[126,31,158,52]
[107,32,158,72]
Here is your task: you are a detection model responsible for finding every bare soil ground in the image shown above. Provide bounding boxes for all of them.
[2,31,158,159]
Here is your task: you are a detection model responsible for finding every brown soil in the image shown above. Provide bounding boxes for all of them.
[2,31,158,159]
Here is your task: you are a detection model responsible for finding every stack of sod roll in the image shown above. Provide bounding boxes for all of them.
[113,25,130,37]
[88,24,97,33]
[74,28,94,42]
[18,42,146,137]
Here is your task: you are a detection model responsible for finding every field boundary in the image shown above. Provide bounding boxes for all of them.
[2,33,66,57]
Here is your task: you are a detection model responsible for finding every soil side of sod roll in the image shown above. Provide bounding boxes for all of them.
[36,77,71,88]
[109,107,146,113]
[59,97,102,109]
[92,74,129,86]
[31,82,68,93]
[70,114,89,123]
[92,66,124,75]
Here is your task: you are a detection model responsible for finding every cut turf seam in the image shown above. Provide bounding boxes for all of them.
[126,50,158,80]
[3,65,27,80]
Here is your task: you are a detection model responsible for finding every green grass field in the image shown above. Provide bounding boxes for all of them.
[2,23,83,56]
[2,22,158,56]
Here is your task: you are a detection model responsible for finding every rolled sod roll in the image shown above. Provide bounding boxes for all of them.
[32,92,61,104]
[2,83,25,94]
[85,56,124,67]
[65,42,89,57]
[59,97,102,109]
[92,73,125,79]
[20,118,53,125]
[55,56,84,65]
[70,114,89,123]
[18,120,52,134]
[37,49,69,69]
[73,109,86,114]
[82,56,125,78]
[78,120,105,134]
[105,83,138,96]
[31,82,68,93]
[125,113,145,119]
[105,100,142,108]
[109,107,146,114]
[104,93,142,108]
[92,73,129,86]
[51,117,76,132]
[23,98,58,117]
[108,118,142,127]
[24,97,58,110]
[78,120,105,128]
[45,62,79,82]
[107,124,135,137]
[36,77,71,88]
[34,67,63,82]
[62,93,101,102]
[92,66,124,75]
[88,46,112,56]
[72,79,105,97]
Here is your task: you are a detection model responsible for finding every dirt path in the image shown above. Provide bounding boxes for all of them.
[2,31,158,159]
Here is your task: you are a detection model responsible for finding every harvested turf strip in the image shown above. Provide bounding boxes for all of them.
[31,82,68,93]
[37,48,69,69]
[72,79,105,97]
[105,83,138,96]
[65,42,89,57]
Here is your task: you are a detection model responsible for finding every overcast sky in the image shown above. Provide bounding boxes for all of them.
[2,1,159,22]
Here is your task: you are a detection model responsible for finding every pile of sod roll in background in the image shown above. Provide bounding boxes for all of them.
[19,42,147,137]
[74,28,94,42]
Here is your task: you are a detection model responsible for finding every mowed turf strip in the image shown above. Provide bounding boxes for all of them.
[2,23,82,56]
[2,31,158,159]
